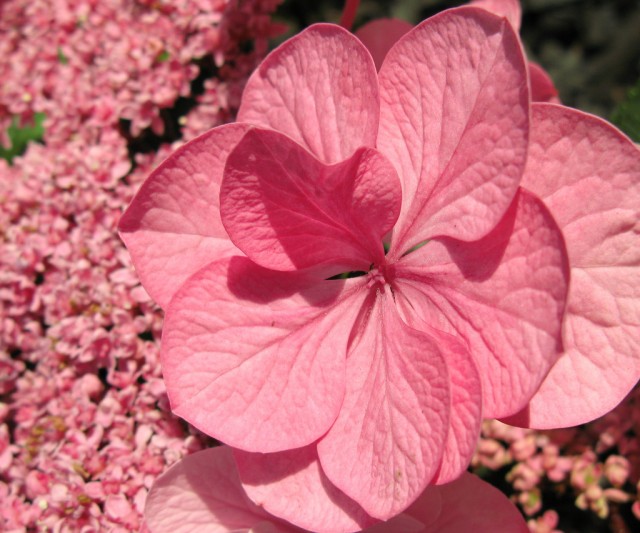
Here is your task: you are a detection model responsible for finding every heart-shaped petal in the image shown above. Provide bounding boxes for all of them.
[221,128,401,274]
[238,24,379,164]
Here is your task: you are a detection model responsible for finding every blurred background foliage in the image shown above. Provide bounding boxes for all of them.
[275,0,640,140]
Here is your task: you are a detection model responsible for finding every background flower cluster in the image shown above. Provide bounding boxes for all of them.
[1,0,638,532]
[0,0,282,529]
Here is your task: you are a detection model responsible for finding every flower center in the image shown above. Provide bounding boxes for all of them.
[366,262,394,289]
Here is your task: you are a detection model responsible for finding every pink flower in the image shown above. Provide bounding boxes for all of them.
[122,7,574,529]
[144,445,529,533]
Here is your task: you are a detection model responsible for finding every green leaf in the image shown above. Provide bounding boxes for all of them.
[57,47,69,65]
[611,80,640,142]
[0,113,46,163]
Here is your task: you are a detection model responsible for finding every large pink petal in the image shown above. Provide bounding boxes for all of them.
[355,18,413,71]
[161,257,368,452]
[508,103,640,428]
[395,189,570,419]
[317,287,450,520]
[234,445,377,532]
[378,7,529,257]
[144,446,297,533]
[221,128,401,273]
[414,472,529,532]
[118,124,248,309]
[238,24,379,164]
[470,0,522,31]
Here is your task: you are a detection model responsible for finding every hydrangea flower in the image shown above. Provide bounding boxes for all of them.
[121,6,578,529]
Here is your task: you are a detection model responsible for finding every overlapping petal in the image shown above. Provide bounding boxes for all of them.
[395,189,570,418]
[508,103,640,428]
[238,24,379,164]
[118,124,249,308]
[354,18,413,71]
[378,7,529,256]
[161,256,368,452]
[317,287,450,520]
[417,472,529,532]
[234,445,377,532]
[220,128,401,273]
[144,446,295,533]
[471,0,522,31]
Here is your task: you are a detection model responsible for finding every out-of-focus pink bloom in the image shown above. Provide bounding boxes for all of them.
[527,510,561,533]
[604,455,631,488]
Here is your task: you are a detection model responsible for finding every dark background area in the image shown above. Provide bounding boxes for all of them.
[274,0,640,121]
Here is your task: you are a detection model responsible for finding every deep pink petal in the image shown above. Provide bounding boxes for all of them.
[395,189,570,419]
[378,7,529,257]
[529,62,560,103]
[317,287,450,520]
[507,103,640,428]
[355,18,413,71]
[238,24,379,164]
[161,257,368,452]
[415,472,529,532]
[118,124,249,308]
[221,128,401,273]
[470,0,522,31]
[234,445,377,532]
[144,446,297,533]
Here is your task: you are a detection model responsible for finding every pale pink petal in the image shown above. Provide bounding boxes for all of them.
[317,287,450,520]
[161,256,368,452]
[378,7,529,257]
[145,447,296,533]
[395,189,569,418]
[355,18,413,71]
[234,445,377,532]
[415,472,529,532]
[529,62,560,103]
[238,24,379,164]
[507,103,640,428]
[471,0,522,31]
[221,128,401,273]
[119,124,248,308]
